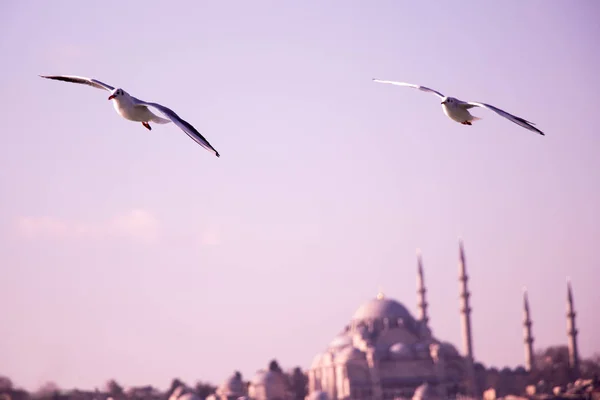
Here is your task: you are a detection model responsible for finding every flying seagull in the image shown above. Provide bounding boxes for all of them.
[372,79,544,136]
[39,75,221,157]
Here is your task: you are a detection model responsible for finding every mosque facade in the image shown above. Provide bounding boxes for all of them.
[306,242,473,400]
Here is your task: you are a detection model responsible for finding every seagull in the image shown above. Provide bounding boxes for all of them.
[372,79,544,136]
[39,75,221,157]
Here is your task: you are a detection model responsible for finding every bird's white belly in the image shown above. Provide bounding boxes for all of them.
[442,104,472,123]
[113,101,153,122]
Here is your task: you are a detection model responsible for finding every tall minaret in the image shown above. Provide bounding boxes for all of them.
[458,239,476,395]
[458,239,474,360]
[522,287,535,372]
[416,248,429,326]
[566,278,580,379]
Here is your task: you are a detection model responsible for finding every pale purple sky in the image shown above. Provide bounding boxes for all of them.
[1,0,599,392]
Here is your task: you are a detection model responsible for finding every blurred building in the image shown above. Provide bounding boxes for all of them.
[208,371,247,400]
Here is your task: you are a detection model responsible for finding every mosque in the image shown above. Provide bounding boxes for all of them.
[207,240,582,400]
[306,241,476,400]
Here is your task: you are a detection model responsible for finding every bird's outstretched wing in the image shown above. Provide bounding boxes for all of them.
[134,99,220,157]
[39,75,115,91]
[463,101,544,135]
[372,79,446,99]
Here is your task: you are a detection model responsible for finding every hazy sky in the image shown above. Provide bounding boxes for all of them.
[1,0,599,392]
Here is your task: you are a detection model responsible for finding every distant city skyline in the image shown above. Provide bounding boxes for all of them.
[1,0,599,392]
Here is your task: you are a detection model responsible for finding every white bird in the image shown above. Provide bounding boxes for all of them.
[372,79,544,136]
[40,75,221,157]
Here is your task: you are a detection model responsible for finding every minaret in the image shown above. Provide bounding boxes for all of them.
[458,239,474,360]
[566,278,580,379]
[416,248,429,326]
[522,287,535,372]
[458,239,476,395]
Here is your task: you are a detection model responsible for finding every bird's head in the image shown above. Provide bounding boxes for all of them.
[108,88,126,101]
[441,97,456,106]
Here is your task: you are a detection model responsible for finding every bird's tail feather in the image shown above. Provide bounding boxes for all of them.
[471,116,482,122]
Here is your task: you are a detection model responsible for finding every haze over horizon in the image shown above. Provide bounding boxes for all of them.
[1,0,599,392]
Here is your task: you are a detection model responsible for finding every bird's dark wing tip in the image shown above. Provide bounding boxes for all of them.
[529,124,544,135]
[216,152,221,157]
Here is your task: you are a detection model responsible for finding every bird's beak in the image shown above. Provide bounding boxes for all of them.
[441,100,445,104]
[108,94,116,100]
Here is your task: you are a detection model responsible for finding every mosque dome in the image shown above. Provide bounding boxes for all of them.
[329,333,352,349]
[334,346,367,364]
[439,341,460,357]
[217,371,245,397]
[412,341,431,357]
[389,342,415,359]
[251,370,279,386]
[249,370,287,399]
[351,296,414,322]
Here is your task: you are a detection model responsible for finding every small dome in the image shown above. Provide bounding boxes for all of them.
[335,346,366,364]
[249,370,287,399]
[217,372,245,396]
[352,297,414,322]
[439,342,459,357]
[250,369,288,386]
[474,362,486,372]
[329,333,352,349]
[389,342,414,359]
[251,370,278,386]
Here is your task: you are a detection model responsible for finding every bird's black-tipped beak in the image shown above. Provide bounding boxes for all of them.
[108,94,116,100]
